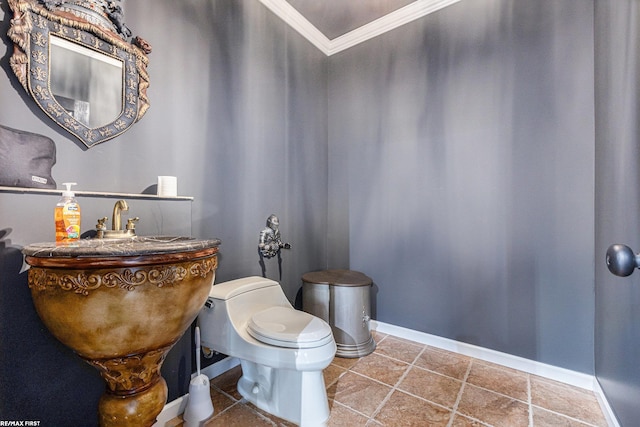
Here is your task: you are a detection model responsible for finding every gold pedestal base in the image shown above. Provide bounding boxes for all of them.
[98,377,168,427]
[87,347,171,427]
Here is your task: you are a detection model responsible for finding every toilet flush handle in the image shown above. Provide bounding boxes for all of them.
[606,244,640,277]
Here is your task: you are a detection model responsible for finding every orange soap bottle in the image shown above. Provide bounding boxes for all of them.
[55,182,81,243]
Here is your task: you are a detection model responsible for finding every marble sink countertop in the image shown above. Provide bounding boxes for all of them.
[23,236,221,258]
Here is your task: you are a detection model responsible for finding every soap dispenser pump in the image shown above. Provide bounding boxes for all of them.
[55,182,81,243]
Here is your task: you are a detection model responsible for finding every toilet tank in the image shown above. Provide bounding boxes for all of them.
[200,277,288,354]
[207,276,292,325]
[208,276,280,300]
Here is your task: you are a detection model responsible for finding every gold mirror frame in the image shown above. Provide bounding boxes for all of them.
[7,0,151,147]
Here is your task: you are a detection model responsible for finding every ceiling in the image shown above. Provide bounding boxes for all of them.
[259,0,462,56]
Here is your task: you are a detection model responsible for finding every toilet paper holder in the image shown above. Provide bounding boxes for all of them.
[258,214,291,259]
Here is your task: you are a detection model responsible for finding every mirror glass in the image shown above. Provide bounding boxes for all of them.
[7,0,151,148]
[50,35,124,129]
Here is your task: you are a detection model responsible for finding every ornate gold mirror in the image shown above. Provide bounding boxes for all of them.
[7,0,151,148]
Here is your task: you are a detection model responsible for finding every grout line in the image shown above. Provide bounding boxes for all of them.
[446,358,472,427]
[205,387,242,420]
[365,342,426,423]
[530,404,604,427]
[325,365,349,389]
[209,392,280,427]
[335,399,379,423]
[381,379,459,414]
[365,346,420,367]
[210,385,239,404]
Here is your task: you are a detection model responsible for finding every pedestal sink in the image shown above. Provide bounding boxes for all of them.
[22,236,221,427]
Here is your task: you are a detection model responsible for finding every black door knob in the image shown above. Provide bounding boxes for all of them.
[606,244,640,277]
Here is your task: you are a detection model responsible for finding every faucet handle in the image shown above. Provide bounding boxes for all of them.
[96,217,108,230]
[126,217,139,231]
[95,217,108,239]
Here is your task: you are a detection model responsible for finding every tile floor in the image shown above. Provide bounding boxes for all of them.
[169,331,609,427]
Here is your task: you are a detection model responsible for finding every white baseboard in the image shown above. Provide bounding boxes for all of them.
[592,377,622,427]
[371,320,620,427]
[153,357,240,427]
[153,394,187,427]
[154,322,620,427]
[371,321,593,389]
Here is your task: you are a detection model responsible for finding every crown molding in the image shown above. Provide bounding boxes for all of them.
[258,0,332,54]
[259,0,462,56]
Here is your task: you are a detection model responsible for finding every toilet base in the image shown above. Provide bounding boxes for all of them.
[237,361,330,427]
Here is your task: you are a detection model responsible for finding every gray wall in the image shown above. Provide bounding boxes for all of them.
[6,0,638,425]
[595,0,640,425]
[0,0,327,424]
[328,0,595,373]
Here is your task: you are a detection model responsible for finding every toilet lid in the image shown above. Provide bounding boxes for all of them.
[247,306,333,349]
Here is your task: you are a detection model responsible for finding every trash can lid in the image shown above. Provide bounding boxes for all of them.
[302,269,372,287]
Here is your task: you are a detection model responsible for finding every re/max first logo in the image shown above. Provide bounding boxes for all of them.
[0,421,41,426]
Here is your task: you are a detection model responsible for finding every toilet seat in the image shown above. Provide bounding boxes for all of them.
[247,306,333,349]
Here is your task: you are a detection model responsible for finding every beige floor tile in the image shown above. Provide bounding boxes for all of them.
[246,401,297,426]
[530,376,607,427]
[414,346,471,380]
[352,352,410,386]
[329,371,392,417]
[450,414,489,426]
[533,406,594,426]
[332,355,360,369]
[398,365,462,408]
[370,330,388,343]
[210,365,243,400]
[374,336,424,364]
[374,390,452,426]
[466,360,529,401]
[209,386,237,415]
[324,363,348,388]
[327,402,371,426]
[204,402,272,426]
[457,384,529,427]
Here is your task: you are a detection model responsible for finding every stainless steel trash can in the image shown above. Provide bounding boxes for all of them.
[302,269,375,358]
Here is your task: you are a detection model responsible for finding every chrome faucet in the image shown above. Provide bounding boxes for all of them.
[95,200,139,238]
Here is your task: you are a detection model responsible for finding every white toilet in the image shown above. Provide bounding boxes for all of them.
[197,276,336,426]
